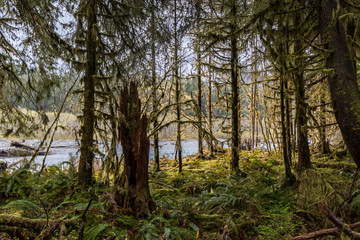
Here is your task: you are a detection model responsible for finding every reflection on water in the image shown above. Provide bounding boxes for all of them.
[1,139,211,166]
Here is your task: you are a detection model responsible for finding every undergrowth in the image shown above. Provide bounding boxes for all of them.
[0,151,359,239]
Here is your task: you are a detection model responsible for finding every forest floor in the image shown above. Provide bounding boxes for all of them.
[0,148,359,239]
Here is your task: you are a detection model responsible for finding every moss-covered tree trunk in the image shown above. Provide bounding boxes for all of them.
[295,69,311,169]
[280,73,296,185]
[230,0,240,175]
[78,0,97,187]
[116,82,155,215]
[318,0,360,168]
[319,86,331,154]
[294,25,311,169]
[285,80,292,165]
[196,0,203,159]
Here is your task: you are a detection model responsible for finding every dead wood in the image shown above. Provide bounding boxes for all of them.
[291,203,360,239]
[7,158,27,168]
[11,141,36,151]
[0,225,26,240]
[290,222,360,239]
[0,214,77,229]
[319,202,360,239]
[116,82,155,216]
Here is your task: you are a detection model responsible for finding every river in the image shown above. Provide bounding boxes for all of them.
[0,139,212,166]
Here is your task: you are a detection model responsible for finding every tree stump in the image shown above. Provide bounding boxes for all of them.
[115,82,155,216]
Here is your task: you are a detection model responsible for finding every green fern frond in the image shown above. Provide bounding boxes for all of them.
[2,199,41,216]
[84,223,109,240]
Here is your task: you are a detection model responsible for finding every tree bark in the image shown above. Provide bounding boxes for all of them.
[230,0,240,175]
[318,0,360,168]
[174,0,182,173]
[116,82,155,216]
[196,0,203,158]
[280,73,296,185]
[78,0,97,187]
[294,22,311,169]
[151,0,160,172]
[285,80,292,165]
[208,55,214,156]
[319,86,331,154]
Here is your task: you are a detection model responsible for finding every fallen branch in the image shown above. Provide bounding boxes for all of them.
[319,202,360,239]
[291,203,360,239]
[290,222,360,239]
[7,158,27,168]
[0,214,77,229]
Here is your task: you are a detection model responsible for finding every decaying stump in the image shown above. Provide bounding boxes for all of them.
[115,82,155,216]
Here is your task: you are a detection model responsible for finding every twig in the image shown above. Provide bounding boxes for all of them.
[38,198,49,228]
[78,198,93,240]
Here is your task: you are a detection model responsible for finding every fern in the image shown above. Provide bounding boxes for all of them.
[84,223,109,240]
[138,223,160,240]
[2,199,41,216]
[203,193,242,213]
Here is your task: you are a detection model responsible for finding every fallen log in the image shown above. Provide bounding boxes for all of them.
[10,141,36,151]
[291,202,360,240]
[7,158,27,169]
[319,202,360,239]
[0,148,47,158]
[0,214,78,229]
[290,222,360,239]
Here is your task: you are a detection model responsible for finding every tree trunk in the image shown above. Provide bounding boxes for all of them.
[230,0,241,175]
[280,73,296,185]
[251,76,257,150]
[318,0,360,168]
[285,80,292,165]
[196,0,203,158]
[294,27,311,169]
[151,0,160,172]
[319,85,331,154]
[295,70,311,169]
[197,49,203,158]
[174,0,182,172]
[116,82,155,216]
[208,55,214,156]
[78,0,97,187]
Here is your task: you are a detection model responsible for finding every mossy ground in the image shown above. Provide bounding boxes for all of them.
[0,149,359,239]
